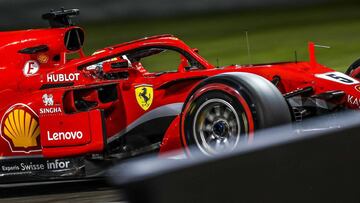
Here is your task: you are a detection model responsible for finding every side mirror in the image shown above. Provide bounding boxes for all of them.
[111,60,130,69]
[192,48,199,53]
[102,58,131,74]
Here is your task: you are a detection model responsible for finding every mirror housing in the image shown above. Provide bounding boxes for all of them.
[111,60,130,69]
[102,58,131,74]
[192,48,199,53]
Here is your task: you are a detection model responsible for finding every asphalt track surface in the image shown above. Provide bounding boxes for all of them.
[0,178,126,203]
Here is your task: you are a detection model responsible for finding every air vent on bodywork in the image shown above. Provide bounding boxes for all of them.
[64,28,84,51]
[63,84,118,113]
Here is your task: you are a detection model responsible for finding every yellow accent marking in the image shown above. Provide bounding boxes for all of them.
[9,111,20,139]
[32,126,40,139]
[19,109,25,139]
[4,119,17,139]
[2,108,40,149]
[28,118,38,139]
[135,86,154,111]
[4,126,16,141]
[24,112,31,140]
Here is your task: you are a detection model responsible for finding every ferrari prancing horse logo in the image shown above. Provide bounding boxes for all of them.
[135,85,153,111]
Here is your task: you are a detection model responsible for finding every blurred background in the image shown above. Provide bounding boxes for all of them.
[1,0,360,71]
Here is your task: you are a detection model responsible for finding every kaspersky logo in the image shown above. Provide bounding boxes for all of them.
[1,104,41,153]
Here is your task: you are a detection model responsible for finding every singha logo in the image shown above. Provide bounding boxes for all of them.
[42,94,54,106]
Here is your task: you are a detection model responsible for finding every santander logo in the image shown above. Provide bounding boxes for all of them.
[47,131,83,141]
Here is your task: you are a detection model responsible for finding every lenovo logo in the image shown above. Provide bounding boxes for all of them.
[47,131,83,141]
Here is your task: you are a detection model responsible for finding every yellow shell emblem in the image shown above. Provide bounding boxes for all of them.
[135,85,153,111]
[1,105,40,152]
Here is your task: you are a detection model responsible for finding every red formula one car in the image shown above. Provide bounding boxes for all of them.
[1,9,360,182]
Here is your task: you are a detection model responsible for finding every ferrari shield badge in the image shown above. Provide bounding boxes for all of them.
[135,85,153,111]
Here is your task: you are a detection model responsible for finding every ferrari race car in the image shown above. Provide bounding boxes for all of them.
[1,8,360,182]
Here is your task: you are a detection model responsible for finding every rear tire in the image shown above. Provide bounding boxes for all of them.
[181,72,291,156]
[346,58,360,79]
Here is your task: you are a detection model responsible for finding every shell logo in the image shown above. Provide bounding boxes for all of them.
[1,104,41,153]
[355,85,360,92]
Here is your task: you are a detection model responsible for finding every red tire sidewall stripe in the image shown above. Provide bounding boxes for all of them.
[350,67,360,79]
[181,83,254,154]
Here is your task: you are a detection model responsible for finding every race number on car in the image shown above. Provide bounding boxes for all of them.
[315,72,359,85]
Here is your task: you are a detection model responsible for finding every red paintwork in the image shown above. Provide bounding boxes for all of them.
[40,110,104,158]
[309,42,317,66]
[0,25,359,159]
[159,115,183,155]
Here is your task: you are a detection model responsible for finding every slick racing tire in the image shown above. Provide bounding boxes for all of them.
[346,58,360,79]
[181,72,291,156]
